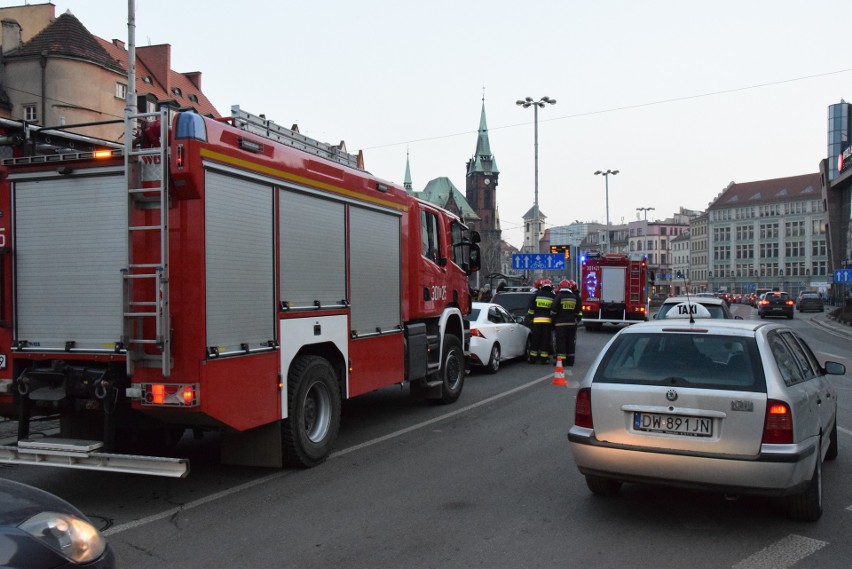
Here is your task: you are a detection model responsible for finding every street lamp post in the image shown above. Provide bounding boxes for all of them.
[594,169,619,253]
[636,206,654,221]
[517,96,556,254]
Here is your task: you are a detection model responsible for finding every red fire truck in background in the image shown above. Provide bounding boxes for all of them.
[0,106,480,477]
[580,252,649,331]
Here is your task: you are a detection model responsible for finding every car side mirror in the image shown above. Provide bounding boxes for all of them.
[734,316,743,320]
[824,361,846,376]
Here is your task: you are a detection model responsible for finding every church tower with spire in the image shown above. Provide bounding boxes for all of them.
[466,97,502,284]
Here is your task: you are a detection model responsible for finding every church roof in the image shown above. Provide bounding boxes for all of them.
[467,100,499,176]
[417,177,479,220]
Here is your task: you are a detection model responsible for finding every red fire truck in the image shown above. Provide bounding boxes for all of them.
[0,106,480,477]
[579,252,648,331]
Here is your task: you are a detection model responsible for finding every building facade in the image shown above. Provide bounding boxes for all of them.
[705,174,827,296]
[0,5,219,152]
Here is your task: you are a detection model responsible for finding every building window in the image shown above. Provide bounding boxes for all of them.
[115,82,127,100]
[23,104,37,122]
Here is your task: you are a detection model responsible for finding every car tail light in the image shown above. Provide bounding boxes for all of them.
[762,399,793,444]
[470,328,486,338]
[575,387,593,428]
[785,300,794,306]
[758,300,768,306]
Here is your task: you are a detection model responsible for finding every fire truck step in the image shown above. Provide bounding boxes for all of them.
[0,439,188,478]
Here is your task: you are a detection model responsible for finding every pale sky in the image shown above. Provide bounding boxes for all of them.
[16,0,851,248]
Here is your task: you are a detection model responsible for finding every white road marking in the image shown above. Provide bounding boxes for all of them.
[837,426,852,437]
[104,372,559,536]
[732,534,827,569]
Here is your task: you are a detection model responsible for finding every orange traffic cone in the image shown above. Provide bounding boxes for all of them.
[552,356,567,386]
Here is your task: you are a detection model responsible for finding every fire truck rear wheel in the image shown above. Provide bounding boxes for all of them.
[283,355,341,467]
[434,335,464,404]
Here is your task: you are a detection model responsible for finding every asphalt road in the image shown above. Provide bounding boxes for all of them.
[2,306,852,568]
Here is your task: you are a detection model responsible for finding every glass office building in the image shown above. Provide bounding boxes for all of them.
[828,101,851,181]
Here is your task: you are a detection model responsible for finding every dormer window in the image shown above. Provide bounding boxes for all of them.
[171,87,183,97]
[141,76,152,84]
[188,94,198,103]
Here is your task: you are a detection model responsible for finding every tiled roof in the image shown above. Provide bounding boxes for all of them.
[5,9,220,118]
[522,205,547,220]
[98,40,220,117]
[5,11,124,73]
[708,173,821,209]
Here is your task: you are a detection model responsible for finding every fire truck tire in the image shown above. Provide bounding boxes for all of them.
[433,335,465,404]
[283,355,341,468]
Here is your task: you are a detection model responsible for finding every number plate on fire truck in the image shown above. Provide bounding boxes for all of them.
[633,412,712,437]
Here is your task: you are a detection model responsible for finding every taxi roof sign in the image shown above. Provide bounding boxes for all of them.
[665,301,712,319]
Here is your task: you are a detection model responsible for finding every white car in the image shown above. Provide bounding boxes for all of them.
[465,302,531,373]
[569,319,844,521]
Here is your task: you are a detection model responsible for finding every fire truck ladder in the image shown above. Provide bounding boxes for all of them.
[122,109,171,377]
[629,265,643,303]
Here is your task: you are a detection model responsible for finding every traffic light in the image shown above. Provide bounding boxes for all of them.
[550,244,570,260]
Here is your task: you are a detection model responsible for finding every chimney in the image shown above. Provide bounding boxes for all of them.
[1,19,22,54]
[183,71,201,89]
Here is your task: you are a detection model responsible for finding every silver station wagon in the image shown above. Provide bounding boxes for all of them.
[568,318,845,521]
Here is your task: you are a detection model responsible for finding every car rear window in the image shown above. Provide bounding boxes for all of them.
[464,308,481,321]
[593,332,766,392]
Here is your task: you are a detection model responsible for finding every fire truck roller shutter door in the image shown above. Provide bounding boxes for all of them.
[279,189,346,309]
[349,207,402,335]
[205,171,275,355]
[13,173,127,351]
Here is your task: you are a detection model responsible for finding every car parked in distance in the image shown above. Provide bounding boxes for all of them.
[569,319,844,521]
[464,302,531,373]
[568,319,846,520]
[797,291,824,313]
[654,295,736,320]
[0,478,115,568]
[491,290,535,322]
[758,291,795,319]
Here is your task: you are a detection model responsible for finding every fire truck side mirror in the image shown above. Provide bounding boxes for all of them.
[648,272,656,283]
[469,230,481,244]
[468,244,481,274]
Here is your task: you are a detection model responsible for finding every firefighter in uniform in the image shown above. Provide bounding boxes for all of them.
[526,279,555,364]
[551,279,581,366]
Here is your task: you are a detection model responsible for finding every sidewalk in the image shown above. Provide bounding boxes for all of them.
[809,309,852,340]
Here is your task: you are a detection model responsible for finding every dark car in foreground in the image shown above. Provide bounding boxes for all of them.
[758,291,795,319]
[797,292,824,313]
[0,479,114,568]
[569,319,844,521]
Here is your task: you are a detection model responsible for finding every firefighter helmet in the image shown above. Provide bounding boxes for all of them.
[558,279,571,292]
[533,278,542,290]
[566,280,578,292]
[540,279,553,289]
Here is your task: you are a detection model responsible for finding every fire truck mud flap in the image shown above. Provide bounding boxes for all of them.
[282,355,341,467]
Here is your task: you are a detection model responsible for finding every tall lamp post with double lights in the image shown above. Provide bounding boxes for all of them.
[594,169,619,253]
[516,96,556,254]
[636,206,654,221]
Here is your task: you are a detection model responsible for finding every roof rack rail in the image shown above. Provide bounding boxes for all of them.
[230,105,361,170]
